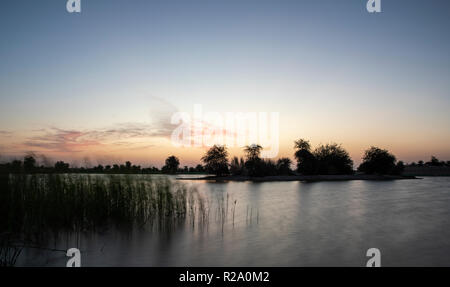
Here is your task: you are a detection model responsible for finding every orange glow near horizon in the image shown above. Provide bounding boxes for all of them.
[1,128,450,168]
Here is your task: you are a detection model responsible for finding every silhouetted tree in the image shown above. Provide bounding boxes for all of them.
[194,164,204,173]
[93,164,104,172]
[54,161,70,172]
[23,156,36,172]
[276,158,292,175]
[314,143,353,174]
[294,139,317,175]
[201,145,229,176]
[394,160,405,175]
[244,144,264,176]
[230,156,245,175]
[358,147,397,175]
[262,159,277,176]
[244,144,263,160]
[11,160,22,173]
[162,155,180,174]
[427,156,443,166]
[125,161,132,170]
[294,139,311,151]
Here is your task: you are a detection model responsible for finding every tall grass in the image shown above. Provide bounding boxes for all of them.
[0,174,208,265]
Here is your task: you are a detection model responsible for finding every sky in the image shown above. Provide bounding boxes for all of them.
[1,0,450,167]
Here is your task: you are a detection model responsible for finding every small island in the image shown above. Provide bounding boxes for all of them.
[177,139,426,182]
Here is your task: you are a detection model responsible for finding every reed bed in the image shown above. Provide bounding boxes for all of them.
[0,173,208,265]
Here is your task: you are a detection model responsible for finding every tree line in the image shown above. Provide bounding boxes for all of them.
[199,140,448,177]
[1,139,448,176]
[0,155,204,175]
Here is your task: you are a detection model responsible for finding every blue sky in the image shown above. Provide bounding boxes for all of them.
[1,0,450,166]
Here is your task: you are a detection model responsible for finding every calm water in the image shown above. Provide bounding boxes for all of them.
[18,177,450,266]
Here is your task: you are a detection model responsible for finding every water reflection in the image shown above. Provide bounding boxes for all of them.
[18,177,450,266]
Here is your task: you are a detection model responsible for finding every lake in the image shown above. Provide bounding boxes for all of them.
[17,176,450,266]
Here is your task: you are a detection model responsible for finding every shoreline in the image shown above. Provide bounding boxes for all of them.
[177,174,419,182]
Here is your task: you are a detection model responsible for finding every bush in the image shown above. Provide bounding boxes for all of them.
[162,156,180,174]
[276,158,292,175]
[294,139,317,175]
[358,147,398,175]
[201,145,229,176]
[313,143,353,175]
[230,157,245,175]
[295,148,317,175]
[294,140,353,175]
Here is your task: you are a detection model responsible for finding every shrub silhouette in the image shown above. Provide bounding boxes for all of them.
[23,156,36,172]
[54,161,70,172]
[244,144,264,177]
[276,158,292,175]
[201,145,229,176]
[294,139,317,175]
[426,156,445,166]
[358,147,398,175]
[313,143,353,175]
[230,156,245,175]
[194,164,204,173]
[394,161,405,175]
[162,155,180,174]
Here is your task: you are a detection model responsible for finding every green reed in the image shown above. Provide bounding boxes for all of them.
[0,174,208,241]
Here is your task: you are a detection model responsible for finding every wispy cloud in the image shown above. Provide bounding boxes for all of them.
[23,129,101,153]
[0,130,12,136]
[23,121,175,153]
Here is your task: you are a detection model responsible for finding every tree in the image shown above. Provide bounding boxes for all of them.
[94,164,104,172]
[162,156,180,174]
[230,156,245,175]
[394,161,405,175]
[262,159,278,176]
[23,156,36,172]
[358,147,397,175]
[244,144,263,160]
[244,144,264,176]
[276,158,292,175]
[125,161,132,170]
[201,145,229,176]
[294,139,317,175]
[11,160,22,172]
[427,156,443,166]
[194,164,204,173]
[54,161,70,172]
[294,139,311,151]
[314,143,353,174]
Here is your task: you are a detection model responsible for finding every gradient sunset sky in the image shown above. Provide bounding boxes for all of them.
[1,0,450,167]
